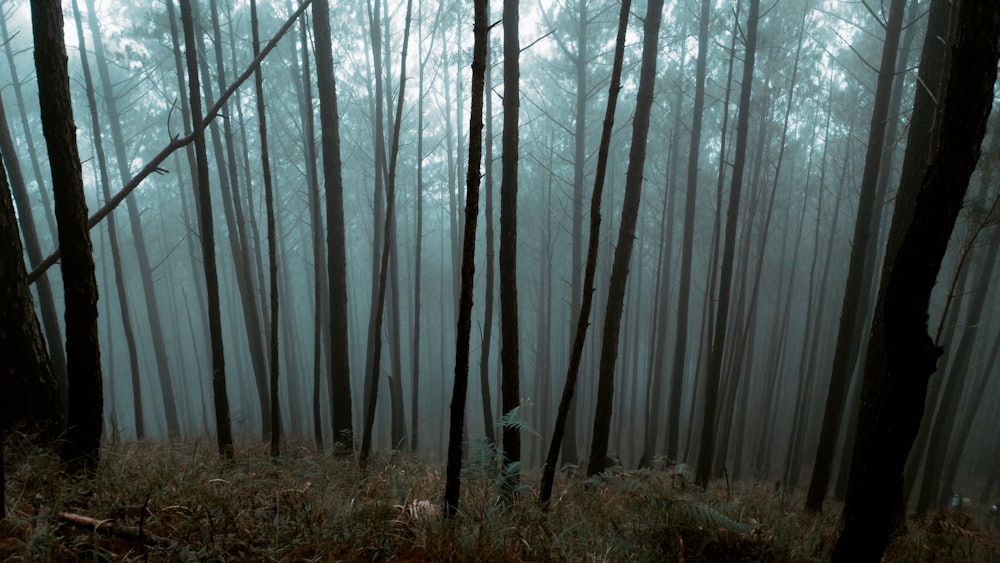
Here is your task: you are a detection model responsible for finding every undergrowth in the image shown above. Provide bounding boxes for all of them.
[1,436,997,561]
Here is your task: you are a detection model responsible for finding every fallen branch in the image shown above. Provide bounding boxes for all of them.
[57,511,175,548]
[27,0,313,284]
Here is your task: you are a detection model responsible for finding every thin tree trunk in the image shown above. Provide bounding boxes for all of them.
[248,0,282,457]
[695,0,759,488]
[71,0,145,440]
[587,0,664,478]
[360,0,414,467]
[499,0,523,495]
[201,0,271,439]
[180,0,233,460]
[805,0,907,511]
[444,0,487,517]
[538,0,631,506]
[84,0,181,439]
[478,17,497,446]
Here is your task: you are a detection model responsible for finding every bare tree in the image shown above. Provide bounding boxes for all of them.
[444,0,488,518]
[586,0,663,478]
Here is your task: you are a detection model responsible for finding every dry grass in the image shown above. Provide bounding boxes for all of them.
[1,436,998,561]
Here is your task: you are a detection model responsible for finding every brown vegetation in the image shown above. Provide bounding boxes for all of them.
[2,438,997,561]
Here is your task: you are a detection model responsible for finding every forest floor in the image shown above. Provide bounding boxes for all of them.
[1,435,998,562]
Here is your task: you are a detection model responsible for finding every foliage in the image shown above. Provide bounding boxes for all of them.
[3,440,999,561]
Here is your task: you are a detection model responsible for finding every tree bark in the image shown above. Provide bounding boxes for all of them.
[834,3,999,558]
[586,0,663,478]
[70,0,145,440]
[248,0,282,457]
[805,0,907,510]
[694,0,759,488]
[32,0,103,473]
[313,0,355,455]
[444,0,487,517]
[179,0,233,460]
[499,0,523,495]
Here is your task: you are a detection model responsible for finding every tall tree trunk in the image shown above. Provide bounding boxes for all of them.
[248,0,282,457]
[499,0,523,495]
[180,0,234,460]
[84,0,182,439]
[294,9,329,451]
[666,0,709,464]
[805,0,907,511]
[694,0,759,488]
[586,0,664,478]
[444,0,487,517]
[200,0,272,438]
[32,0,103,473]
[360,0,414,467]
[538,0,631,505]
[70,0,145,440]
[478,17,497,446]
[312,0,354,455]
[834,4,999,558]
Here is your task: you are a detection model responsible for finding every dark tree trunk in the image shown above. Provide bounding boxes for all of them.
[360,0,413,467]
[538,0,631,505]
[295,9,328,451]
[586,0,664,478]
[0,92,66,418]
[444,0,487,517]
[834,3,999,558]
[180,0,233,460]
[666,0,709,464]
[0,92,67,417]
[249,0,282,458]
[70,0,145,440]
[312,0,355,455]
[1,144,62,505]
[478,22,496,447]
[499,0,523,495]
[695,0,759,488]
[32,0,103,473]
[201,0,271,439]
[804,0,907,511]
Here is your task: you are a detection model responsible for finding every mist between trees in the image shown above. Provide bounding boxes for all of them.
[1,0,998,558]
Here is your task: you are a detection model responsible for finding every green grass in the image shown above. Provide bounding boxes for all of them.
[1,437,997,561]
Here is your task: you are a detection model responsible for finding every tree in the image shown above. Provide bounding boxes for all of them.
[586,0,664,478]
[444,0,488,518]
[538,0,632,507]
[666,0,709,463]
[70,0,145,439]
[249,0,282,458]
[31,0,103,473]
[312,0,354,455]
[0,149,62,518]
[84,0,182,439]
[834,3,1000,558]
[805,0,907,510]
[695,0,759,488]
[499,0,523,494]
[0,91,66,417]
[360,0,415,467]
[180,0,234,460]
